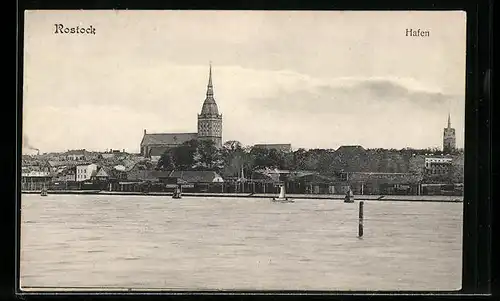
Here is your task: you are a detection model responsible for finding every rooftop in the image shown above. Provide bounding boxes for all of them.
[66,149,87,155]
[253,144,292,152]
[336,145,366,152]
[141,133,198,146]
[200,98,220,116]
[169,170,223,183]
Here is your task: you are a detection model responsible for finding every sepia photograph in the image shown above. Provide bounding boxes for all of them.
[20,10,466,292]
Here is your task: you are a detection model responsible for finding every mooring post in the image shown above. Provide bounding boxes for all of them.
[358,201,364,238]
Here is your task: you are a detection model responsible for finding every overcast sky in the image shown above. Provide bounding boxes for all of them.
[22,10,466,153]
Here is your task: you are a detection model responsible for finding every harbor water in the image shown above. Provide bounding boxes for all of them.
[20,194,463,291]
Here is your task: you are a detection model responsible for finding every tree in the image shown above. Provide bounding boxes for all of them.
[221,140,252,177]
[157,150,175,170]
[134,159,155,171]
[303,150,322,171]
[224,152,247,177]
[171,139,199,170]
[292,148,307,170]
[246,147,290,170]
[193,140,224,171]
[451,155,464,183]
[249,147,274,169]
[282,151,294,170]
[267,149,285,169]
[222,140,243,153]
[316,150,337,174]
[426,147,443,155]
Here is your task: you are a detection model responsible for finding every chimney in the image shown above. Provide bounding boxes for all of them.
[144,129,147,135]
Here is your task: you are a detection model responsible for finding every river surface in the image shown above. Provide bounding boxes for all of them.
[20,195,463,291]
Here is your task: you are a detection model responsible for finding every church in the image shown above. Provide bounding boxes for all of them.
[443,113,456,154]
[140,64,223,158]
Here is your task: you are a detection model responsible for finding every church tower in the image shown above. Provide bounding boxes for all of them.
[197,63,223,148]
[443,113,456,154]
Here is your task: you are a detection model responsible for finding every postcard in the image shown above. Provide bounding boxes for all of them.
[20,10,466,292]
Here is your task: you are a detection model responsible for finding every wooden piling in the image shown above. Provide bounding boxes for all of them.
[358,201,364,238]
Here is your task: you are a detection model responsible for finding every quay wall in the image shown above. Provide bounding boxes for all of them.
[21,190,463,202]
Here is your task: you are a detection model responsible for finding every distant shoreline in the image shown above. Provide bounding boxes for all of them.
[21,190,463,203]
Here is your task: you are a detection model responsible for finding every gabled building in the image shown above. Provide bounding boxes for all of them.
[424,157,453,175]
[287,171,337,194]
[126,165,157,182]
[76,163,98,182]
[156,170,223,192]
[422,156,454,184]
[93,167,111,181]
[21,159,52,173]
[54,166,76,182]
[140,133,199,159]
[21,171,53,190]
[92,166,128,182]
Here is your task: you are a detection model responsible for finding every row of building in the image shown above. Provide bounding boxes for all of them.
[21,158,463,196]
[26,149,128,161]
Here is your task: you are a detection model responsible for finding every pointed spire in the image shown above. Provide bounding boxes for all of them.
[200,62,219,115]
[206,62,213,97]
[447,113,451,128]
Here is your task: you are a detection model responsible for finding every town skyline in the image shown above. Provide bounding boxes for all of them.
[22,10,466,154]
[23,131,463,155]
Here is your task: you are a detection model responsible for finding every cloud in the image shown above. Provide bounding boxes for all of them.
[22,64,465,151]
[250,77,460,116]
[218,72,464,149]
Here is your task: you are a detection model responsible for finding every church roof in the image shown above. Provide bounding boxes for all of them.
[201,98,219,115]
[141,133,198,146]
[149,147,169,157]
[200,63,220,116]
